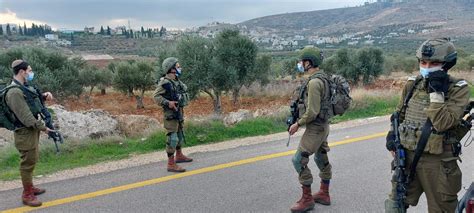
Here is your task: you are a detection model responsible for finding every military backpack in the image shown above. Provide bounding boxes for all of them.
[312,73,352,120]
[0,80,20,130]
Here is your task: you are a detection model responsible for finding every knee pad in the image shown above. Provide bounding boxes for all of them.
[177,130,185,144]
[315,151,329,169]
[167,132,179,148]
[292,151,310,174]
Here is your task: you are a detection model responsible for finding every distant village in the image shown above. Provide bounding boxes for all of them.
[0,17,442,52]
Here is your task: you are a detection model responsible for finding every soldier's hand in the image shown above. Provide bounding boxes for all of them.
[45,127,55,134]
[390,151,395,158]
[168,101,178,111]
[289,123,299,135]
[42,92,54,101]
[427,70,449,94]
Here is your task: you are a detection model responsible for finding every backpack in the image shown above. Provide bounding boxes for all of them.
[313,73,352,120]
[0,81,20,131]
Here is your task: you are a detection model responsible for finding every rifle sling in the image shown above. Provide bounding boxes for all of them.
[408,118,433,183]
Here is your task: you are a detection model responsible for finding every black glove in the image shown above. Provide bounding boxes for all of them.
[386,131,396,151]
[427,70,449,94]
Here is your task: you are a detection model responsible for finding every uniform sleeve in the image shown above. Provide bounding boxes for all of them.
[425,84,470,132]
[153,80,170,106]
[297,79,323,126]
[396,80,414,122]
[5,88,47,131]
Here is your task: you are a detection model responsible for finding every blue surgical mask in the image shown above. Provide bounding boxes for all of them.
[26,72,35,82]
[419,66,442,78]
[176,68,182,77]
[296,63,304,73]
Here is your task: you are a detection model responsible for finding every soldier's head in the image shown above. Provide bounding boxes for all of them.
[416,38,457,78]
[162,57,181,78]
[11,59,34,82]
[297,47,323,73]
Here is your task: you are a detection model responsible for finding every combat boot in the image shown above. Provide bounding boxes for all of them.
[313,181,331,205]
[167,156,186,172]
[32,185,46,195]
[175,149,193,163]
[22,183,42,207]
[290,185,315,213]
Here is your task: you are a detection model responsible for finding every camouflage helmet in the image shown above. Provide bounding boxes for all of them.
[162,57,178,74]
[416,38,457,70]
[300,47,323,68]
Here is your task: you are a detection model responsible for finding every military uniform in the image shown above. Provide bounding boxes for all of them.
[6,81,46,184]
[153,76,189,154]
[385,38,471,213]
[292,71,332,186]
[387,76,470,212]
[154,57,192,173]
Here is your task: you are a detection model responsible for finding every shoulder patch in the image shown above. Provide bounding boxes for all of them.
[455,80,468,87]
[407,76,417,81]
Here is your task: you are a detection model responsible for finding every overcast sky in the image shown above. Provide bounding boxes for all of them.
[0,0,365,30]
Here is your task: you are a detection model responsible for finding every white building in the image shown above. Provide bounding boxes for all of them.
[45,34,58,40]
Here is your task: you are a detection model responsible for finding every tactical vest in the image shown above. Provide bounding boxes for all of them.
[2,82,44,129]
[161,78,189,108]
[399,79,455,154]
[298,72,331,123]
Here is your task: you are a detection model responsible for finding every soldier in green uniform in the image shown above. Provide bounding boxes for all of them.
[288,47,333,213]
[153,57,192,173]
[385,38,471,212]
[5,60,54,207]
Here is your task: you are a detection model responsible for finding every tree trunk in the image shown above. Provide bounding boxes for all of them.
[213,91,222,115]
[136,90,145,109]
[204,89,222,115]
[89,86,95,96]
[101,88,106,95]
[127,87,134,98]
[231,87,241,107]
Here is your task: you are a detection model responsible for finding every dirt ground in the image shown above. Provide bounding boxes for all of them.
[58,71,453,121]
[60,93,291,122]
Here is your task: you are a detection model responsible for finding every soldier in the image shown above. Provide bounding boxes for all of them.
[385,38,471,212]
[288,47,333,213]
[5,60,54,207]
[153,57,192,173]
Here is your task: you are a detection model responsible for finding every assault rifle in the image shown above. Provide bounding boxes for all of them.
[286,100,299,147]
[390,111,408,211]
[35,87,64,153]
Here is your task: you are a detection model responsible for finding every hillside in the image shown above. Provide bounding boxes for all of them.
[239,0,474,38]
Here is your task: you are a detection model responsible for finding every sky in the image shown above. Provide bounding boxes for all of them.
[0,0,365,30]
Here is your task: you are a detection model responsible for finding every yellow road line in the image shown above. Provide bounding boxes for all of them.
[2,132,386,213]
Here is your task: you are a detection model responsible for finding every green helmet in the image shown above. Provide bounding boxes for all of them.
[416,38,457,70]
[162,57,178,74]
[300,47,323,68]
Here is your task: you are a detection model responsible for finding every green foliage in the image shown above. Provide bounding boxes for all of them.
[0,48,84,99]
[80,65,113,95]
[176,35,233,114]
[251,54,272,86]
[112,60,154,108]
[215,29,258,104]
[279,57,299,78]
[323,47,384,84]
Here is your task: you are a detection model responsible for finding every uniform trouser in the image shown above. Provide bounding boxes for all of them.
[18,148,39,185]
[14,128,40,185]
[292,122,332,186]
[164,119,185,154]
[388,150,462,213]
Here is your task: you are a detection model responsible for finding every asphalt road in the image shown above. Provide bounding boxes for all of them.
[1,120,473,213]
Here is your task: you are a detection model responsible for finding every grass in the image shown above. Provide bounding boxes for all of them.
[470,85,474,97]
[0,117,287,181]
[0,91,400,181]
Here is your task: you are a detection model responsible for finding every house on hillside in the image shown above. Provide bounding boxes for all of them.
[45,34,59,40]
